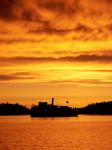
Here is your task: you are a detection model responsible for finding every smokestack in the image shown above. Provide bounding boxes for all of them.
[52,98,54,106]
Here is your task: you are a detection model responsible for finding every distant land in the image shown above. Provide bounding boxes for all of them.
[78,101,112,115]
[0,103,30,116]
[0,101,112,116]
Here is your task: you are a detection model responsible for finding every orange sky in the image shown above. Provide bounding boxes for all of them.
[0,0,112,106]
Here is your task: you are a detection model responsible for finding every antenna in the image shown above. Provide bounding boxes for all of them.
[52,98,54,106]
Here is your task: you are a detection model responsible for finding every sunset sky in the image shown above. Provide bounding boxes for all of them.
[0,0,112,106]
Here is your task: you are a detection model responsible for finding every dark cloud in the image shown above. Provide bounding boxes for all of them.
[0,56,55,66]
[37,0,80,16]
[30,27,72,35]
[0,0,112,41]
[52,50,112,56]
[29,20,72,35]
[61,54,112,63]
[46,69,112,73]
[0,0,16,20]
[0,0,112,22]
[76,79,112,85]
[0,38,43,44]
[19,8,42,22]
[47,78,112,85]
[0,0,43,22]
[0,72,34,81]
[0,53,112,66]
[0,74,17,81]
[75,24,92,32]
[13,72,32,76]
[90,70,112,73]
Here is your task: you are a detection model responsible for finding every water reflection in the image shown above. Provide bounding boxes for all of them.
[0,115,112,123]
[0,115,112,150]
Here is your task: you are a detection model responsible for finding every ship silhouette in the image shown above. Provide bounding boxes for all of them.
[31,98,78,117]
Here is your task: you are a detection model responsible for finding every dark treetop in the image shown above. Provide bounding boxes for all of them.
[0,103,30,115]
[78,101,112,115]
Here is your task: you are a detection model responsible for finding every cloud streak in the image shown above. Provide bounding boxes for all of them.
[0,72,34,81]
[44,78,112,86]
[0,38,43,44]
[0,53,112,66]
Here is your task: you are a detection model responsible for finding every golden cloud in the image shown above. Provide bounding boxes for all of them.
[0,0,112,100]
[0,0,112,40]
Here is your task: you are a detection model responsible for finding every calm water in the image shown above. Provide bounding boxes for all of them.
[0,115,112,150]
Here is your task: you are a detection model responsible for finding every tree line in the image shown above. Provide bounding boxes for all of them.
[0,101,112,115]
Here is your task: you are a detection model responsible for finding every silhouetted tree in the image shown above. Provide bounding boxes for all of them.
[0,103,30,115]
[78,101,112,115]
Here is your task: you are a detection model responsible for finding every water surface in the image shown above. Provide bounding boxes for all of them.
[0,115,112,150]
